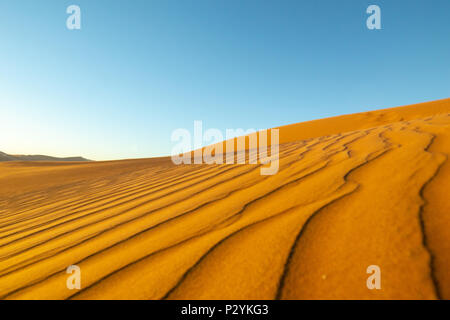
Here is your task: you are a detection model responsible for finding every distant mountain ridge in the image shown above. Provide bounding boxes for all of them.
[0,151,90,162]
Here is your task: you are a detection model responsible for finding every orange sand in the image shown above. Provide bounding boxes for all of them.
[0,98,449,300]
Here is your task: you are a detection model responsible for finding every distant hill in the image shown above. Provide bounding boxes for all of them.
[0,151,91,162]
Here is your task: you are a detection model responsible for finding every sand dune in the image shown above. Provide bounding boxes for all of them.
[0,98,449,300]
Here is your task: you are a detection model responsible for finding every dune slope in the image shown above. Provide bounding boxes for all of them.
[0,98,449,300]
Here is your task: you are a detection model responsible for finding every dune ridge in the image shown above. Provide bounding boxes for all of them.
[0,98,449,300]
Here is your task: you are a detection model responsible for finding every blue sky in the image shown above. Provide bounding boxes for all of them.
[1,0,449,160]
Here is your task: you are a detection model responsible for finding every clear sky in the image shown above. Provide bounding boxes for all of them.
[1,0,449,160]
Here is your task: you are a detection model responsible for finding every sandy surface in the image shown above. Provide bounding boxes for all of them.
[0,98,449,300]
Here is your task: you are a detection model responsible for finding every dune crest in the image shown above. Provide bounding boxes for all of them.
[0,98,449,300]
